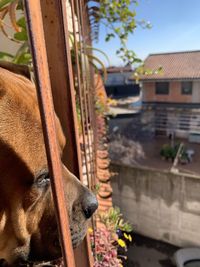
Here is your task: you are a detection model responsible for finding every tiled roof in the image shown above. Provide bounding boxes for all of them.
[141,50,200,80]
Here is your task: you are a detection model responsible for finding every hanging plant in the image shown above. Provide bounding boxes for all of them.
[0,0,110,81]
[0,0,31,65]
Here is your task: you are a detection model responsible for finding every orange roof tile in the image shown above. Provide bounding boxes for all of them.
[141,50,200,80]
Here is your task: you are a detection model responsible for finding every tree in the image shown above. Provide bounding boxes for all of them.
[89,0,151,65]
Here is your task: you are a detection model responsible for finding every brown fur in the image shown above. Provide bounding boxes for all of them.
[0,64,97,265]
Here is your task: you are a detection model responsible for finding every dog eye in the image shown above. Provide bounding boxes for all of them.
[36,171,50,187]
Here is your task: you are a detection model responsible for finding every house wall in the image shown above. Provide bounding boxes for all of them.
[142,81,200,103]
[108,109,200,140]
[111,163,200,247]
[192,81,200,102]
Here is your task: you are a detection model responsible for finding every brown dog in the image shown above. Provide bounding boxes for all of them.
[0,62,98,265]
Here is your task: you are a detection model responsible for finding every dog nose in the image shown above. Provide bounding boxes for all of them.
[82,190,98,219]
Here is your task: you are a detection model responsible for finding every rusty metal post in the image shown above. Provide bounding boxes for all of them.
[38,0,93,266]
[23,1,76,267]
[69,0,90,185]
[40,0,82,178]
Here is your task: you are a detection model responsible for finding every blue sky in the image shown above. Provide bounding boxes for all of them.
[93,0,200,66]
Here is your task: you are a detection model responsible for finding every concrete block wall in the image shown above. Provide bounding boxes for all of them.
[111,163,200,247]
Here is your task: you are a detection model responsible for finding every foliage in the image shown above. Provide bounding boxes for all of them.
[160,144,175,160]
[0,0,31,65]
[133,63,163,82]
[0,0,161,81]
[0,0,109,76]
[90,207,133,266]
[92,0,151,65]
[70,33,109,82]
[98,207,133,233]
[160,143,188,162]
[94,75,117,115]
[93,183,101,194]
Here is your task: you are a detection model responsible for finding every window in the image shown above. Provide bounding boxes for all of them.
[179,114,190,131]
[181,81,193,95]
[155,82,169,95]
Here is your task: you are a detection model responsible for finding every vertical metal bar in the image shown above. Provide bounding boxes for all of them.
[79,0,96,234]
[69,1,96,263]
[76,1,98,258]
[39,1,93,266]
[59,1,94,266]
[78,0,96,189]
[75,0,93,184]
[77,0,97,214]
[40,0,82,178]
[70,0,90,188]
[23,1,75,266]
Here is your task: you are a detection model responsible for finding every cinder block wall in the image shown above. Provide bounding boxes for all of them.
[111,163,200,247]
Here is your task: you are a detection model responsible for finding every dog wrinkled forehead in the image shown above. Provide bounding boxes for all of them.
[0,64,66,171]
[0,61,66,150]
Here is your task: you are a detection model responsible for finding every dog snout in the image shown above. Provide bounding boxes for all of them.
[82,190,98,219]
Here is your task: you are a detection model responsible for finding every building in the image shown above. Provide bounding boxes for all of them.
[105,65,142,115]
[140,50,200,141]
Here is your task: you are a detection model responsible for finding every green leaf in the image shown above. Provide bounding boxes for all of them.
[17,17,26,29]
[105,36,110,42]
[0,0,15,9]
[87,54,107,81]
[16,0,23,10]
[0,51,14,61]
[114,27,121,34]
[14,30,28,41]
[134,58,142,63]
[85,45,110,65]
[14,52,32,64]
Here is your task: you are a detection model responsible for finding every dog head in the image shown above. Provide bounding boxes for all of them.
[0,63,98,264]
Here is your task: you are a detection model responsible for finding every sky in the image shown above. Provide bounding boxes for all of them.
[93,0,200,67]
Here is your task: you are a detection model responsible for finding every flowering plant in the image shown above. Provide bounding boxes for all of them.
[89,207,133,266]
[89,227,122,267]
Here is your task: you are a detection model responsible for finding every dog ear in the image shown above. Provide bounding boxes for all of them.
[0,61,31,80]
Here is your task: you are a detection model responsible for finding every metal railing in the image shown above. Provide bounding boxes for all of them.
[24,0,99,266]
